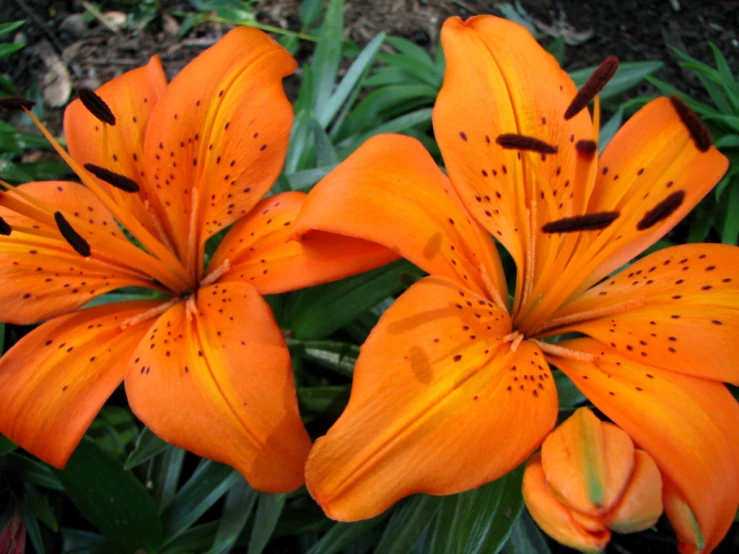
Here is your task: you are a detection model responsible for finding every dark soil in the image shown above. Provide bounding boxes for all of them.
[0,0,738,552]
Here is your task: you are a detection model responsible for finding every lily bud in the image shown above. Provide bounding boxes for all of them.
[663,478,705,554]
[522,408,663,553]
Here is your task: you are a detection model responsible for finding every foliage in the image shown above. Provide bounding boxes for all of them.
[0,1,729,553]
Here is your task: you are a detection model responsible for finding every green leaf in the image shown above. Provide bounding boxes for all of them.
[286,164,336,190]
[375,495,439,554]
[429,465,526,554]
[288,339,359,377]
[546,37,565,66]
[247,493,286,554]
[598,107,623,152]
[311,0,344,121]
[570,61,663,100]
[555,370,586,409]
[0,433,16,454]
[0,43,24,58]
[22,484,57,531]
[160,522,219,554]
[502,510,551,554]
[318,32,385,129]
[385,36,436,68]
[300,0,325,27]
[298,385,351,419]
[160,460,240,544]
[287,259,423,340]
[285,110,315,174]
[306,518,384,554]
[721,184,739,245]
[312,117,338,166]
[1,452,63,490]
[152,445,185,509]
[51,438,162,554]
[124,427,168,469]
[209,478,258,554]
[61,529,113,553]
[0,21,25,37]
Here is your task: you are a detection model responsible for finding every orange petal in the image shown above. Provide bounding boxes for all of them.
[607,450,663,534]
[293,133,506,300]
[572,97,729,291]
[142,27,296,261]
[0,300,159,468]
[551,243,739,384]
[523,453,610,553]
[124,282,311,493]
[0,181,155,324]
[541,407,634,517]
[434,16,595,291]
[305,276,557,521]
[551,338,739,553]
[64,55,167,235]
[210,191,397,294]
[664,477,706,554]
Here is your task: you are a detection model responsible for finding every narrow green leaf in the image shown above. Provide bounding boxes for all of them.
[209,478,258,554]
[294,64,314,114]
[298,385,350,418]
[570,61,663,100]
[502,510,551,554]
[286,164,336,190]
[721,184,739,245]
[385,36,436,68]
[299,0,325,27]
[598,107,623,152]
[51,438,162,553]
[285,110,315,173]
[375,495,439,554]
[124,427,168,469]
[19,505,45,554]
[0,21,25,36]
[1,453,62,490]
[546,37,565,66]
[160,522,219,554]
[318,32,385,129]
[555,370,587,410]
[152,445,185,509]
[306,518,384,554]
[287,259,423,340]
[288,339,359,377]
[430,466,526,554]
[247,493,286,554]
[312,117,339,166]
[60,529,113,553]
[0,433,16,454]
[0,43,24,57]
[377,53,442,88]
[339,108,433,155]
[311,0,344,120]
[161,460,240,544]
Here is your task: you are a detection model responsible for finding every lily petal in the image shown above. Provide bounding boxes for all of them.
[523,453,611,553]
[0,301,159,467]
[64,55,167,234]
[125,282,311,493]
[293,133,506,300]
[551,338,739,553]
[142,27,296,261]
[210,191,397,294]
[305,276,557,521]
[0,181,155,324]
[434,16,594,288]
[551,243,739,384]
[573,97,728,292]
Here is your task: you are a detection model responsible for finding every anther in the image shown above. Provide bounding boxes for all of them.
[0,216,11,236]
[669,96,712,152]
[637,190,685,230]
[565,56,619,120]
[575,139,597,155]
[0,96,37,111]
[496,134,558,154]
[84,163,140,192]
[78,88,116,126]
[54,212,91,257]
[542,211,620,233]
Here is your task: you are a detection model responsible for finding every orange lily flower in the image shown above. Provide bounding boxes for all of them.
[523,407,663,552]
[293,14,739,550]
[0,27,393,492]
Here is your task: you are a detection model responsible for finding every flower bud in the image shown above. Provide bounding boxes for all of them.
[522,408,663,552]
[663,478,705,554]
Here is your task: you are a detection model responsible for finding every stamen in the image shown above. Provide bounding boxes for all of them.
[54,212,91,257]
[480,264,508,312]
[522,201,537,306]
[531,298,645,336]
[0,216,11,236]
[502,331,525,353]
[185,294,200,322]
[532,339,595,362]
[0,97,36,111]
[200,259,231,287]
[187,187,200,275]
[496,134,558,154]
[120,297,180,329]
[669,95,712,152]
[636,190,685,230]
[84,163,140,192]
[542,211,620,233]
[564,56,619,120]
[575,139,597,156]
[78,88,116,126]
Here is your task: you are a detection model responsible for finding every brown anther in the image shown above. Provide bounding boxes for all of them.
[542,211,620,233]
[565,56,619,120]
[669,96,712,152]
[54,212,91,257]
[84,163,140,192]
[78,88,116,126]
[575,139,597,155]
[0,97,37,111]
[0,216,11,236]
[637,190,686,230]
[496,133,558,154]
